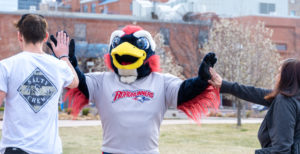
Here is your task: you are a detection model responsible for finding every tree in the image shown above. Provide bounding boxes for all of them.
[202,19,280,126]
[164,13,219,78]
[154,33,185,79]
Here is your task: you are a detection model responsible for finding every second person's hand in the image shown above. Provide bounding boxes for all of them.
[208,68,222,88]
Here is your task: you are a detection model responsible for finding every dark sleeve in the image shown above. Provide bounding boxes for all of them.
[220,80,272,107]
[177,77,209,106]
[255,147,272,154]
[269,95,296,154]
[74,66,89,99]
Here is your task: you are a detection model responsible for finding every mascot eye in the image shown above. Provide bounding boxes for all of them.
[112,37,121,48]
[136,37,149,50]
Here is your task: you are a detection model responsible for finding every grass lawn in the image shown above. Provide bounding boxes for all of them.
[60,124,261,154]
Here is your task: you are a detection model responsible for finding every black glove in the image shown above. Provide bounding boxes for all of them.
[46,34,57,57]
[177,52,217,105]
[198,52,217,80]
[46,31,78,67]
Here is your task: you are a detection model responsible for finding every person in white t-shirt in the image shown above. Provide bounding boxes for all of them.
[0,14,79,154]
[51,25,220,154]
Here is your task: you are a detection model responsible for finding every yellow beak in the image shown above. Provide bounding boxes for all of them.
[111,42,147,69]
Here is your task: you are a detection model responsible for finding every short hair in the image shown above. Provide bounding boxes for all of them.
[15,14,48,44]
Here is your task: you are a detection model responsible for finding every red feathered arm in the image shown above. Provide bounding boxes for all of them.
[64,88,89,119]
[177,86,220,123]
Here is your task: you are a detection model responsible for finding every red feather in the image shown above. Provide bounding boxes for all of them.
[64,88,89,119]
[145,55,161,72]
[104,53,113,71]
[177,86,220,124]
[122,25,143,35]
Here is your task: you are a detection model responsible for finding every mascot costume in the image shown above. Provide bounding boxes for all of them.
[48,25,220,154]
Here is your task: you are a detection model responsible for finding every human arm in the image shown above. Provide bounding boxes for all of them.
[49,31,79,89]
[47,31,89,98]
[0,91,6,107]
[208,68,272,107]
[0,62,7,106]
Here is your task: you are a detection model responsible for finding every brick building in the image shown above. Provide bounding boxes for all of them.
[63,0,81,12]
[67,0,133,15]
[1,11,299,77]
[0,10,211,77]
[236,16,300,57]
[64,0,169,15]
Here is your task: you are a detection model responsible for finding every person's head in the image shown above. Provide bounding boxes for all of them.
[265,58,300,100]
[15,14,48,47]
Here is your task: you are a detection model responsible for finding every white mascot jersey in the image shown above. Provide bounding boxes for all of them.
[86,72,182,154]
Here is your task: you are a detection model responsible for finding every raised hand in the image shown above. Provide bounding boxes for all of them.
[46,31,77,67]
[203,52,217,67]
[198,52,217,80]
[49,31,69,58]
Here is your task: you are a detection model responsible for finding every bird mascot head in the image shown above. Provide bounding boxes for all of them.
[104,25,161,84]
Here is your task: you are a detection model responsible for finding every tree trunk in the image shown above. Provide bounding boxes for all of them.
[237,101,242,127]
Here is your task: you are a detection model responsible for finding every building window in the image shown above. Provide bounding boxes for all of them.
[91,3,96,13]
[160,28,170,45]
[75,24,86,41]
[83,4,88,12]
[290,10,296,16]
[18,0,41,10]
[198,30,209,48]
[276,43,287,51]
[130,3,132,11]
[103,6,108,14]
[259,3,276,14]
[101,6,108,14]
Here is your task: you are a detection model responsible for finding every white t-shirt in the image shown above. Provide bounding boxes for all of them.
[86,72,182,154]
[0,51,74,154]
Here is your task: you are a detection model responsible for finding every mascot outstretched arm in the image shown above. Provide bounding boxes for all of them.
[48,25,220,154]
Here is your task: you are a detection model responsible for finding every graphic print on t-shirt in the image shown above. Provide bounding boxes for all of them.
[112,90,154,103]
[17,68,57,113]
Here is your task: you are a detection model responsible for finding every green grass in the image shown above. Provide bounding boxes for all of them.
[59,124,260,154]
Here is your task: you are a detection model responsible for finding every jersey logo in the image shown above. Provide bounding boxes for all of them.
[17,68,57,113]
[112,90,154,103]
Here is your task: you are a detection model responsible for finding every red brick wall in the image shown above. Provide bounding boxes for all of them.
[0,14,20,59]
[79,0,132,15]
[63,0,81,12]
[236,16,300,57]
[99,0,132,15]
